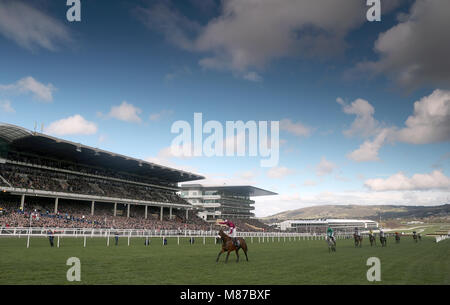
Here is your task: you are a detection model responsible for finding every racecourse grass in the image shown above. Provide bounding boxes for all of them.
[0,235,449,285]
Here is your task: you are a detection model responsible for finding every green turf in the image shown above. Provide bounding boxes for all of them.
[0,235,449,285]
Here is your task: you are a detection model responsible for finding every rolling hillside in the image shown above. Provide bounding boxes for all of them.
[259,204,450,223]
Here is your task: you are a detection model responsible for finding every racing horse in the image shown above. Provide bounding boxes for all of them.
[380,235,387,247]
[412,232,418,243]
[395,233,401,244]
[369,233,376,247]
[216,229,248,263]
[326,236,336,253]
[354,233,363,248]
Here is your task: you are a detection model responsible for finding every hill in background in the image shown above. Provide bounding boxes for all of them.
[259,204,450,223]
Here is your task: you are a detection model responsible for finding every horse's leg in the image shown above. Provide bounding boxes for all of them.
[235,248,239,263]
[225,250,231,263]
[243,244,249,261]
[216,249,224,263]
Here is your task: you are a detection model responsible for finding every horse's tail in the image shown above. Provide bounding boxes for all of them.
[239,238,248,252]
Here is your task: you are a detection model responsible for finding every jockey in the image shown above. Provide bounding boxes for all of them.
[379,228,385,238]
[219,219,239,247]
[326,226,335,243]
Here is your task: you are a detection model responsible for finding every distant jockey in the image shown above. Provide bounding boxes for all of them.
[219,219,239,248]
[327,226,335,244]
[354,227,360,237]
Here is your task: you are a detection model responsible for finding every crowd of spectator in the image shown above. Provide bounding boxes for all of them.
[1,163,187,204]
[0,200,212,231]
[0,199,275,232]
[7,151,174,187]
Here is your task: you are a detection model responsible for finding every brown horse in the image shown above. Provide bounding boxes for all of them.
[369,234,376,247]
[216,229,248,263]
[354,233,363,247]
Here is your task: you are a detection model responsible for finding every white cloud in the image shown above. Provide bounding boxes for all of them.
[45,115,98,136]
[0,0,72,51]
[107,101,142,123]
[267,166,295,179]
[280,118,312,137]
[396,89,450,144]
[337,97,380,138]
[0,100,15,113]
[355,0,450,90]
[365,170,450,191]
[0,76,55,102]
[344,89,450,163]
[316,157,337,176]
[347,128,391,162]
[137,0,367,76]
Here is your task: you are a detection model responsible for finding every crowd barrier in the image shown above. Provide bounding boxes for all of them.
[0,227,357,248]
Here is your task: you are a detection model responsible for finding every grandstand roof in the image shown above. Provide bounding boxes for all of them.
[180,184,277,197]
[0,123,204,183]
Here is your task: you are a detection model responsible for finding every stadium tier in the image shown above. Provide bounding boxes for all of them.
[0,123,209,229]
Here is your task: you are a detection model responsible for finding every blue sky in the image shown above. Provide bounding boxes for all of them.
[0,0,449,216]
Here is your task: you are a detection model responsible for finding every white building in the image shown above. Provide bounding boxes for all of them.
[277,218,379,232]
[179,184,277,222]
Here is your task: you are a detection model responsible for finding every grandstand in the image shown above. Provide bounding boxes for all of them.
[179,184,277,220]
[0,123,209,230]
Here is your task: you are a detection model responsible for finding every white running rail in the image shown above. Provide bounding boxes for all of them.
[435,235,449,243]
[0,227,353,239]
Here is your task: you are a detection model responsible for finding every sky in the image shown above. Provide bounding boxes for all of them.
[0,0,449,217]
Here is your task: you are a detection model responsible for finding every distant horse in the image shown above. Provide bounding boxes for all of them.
[216,229,248,263]
[413,233,418,243]
[326,236,336,253]
[354,234,363,248]
[369,234,376,247]
[380,235,387,247]
[395,233,401,244]
[418,234,422,241]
